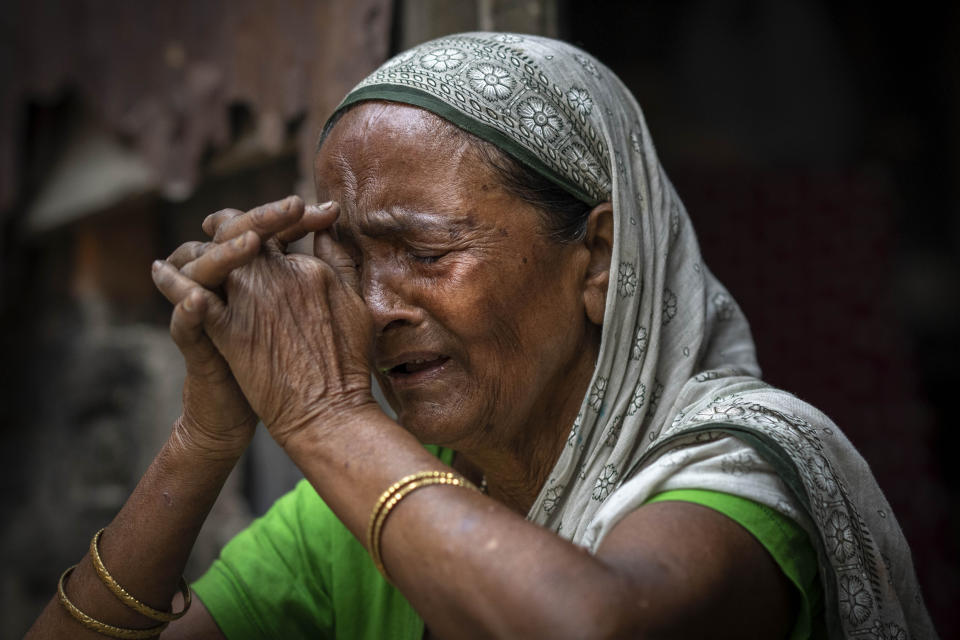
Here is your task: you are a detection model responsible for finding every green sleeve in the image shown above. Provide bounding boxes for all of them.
[192,479,336,639]
[646,489,824,640]
[192,445,454,640]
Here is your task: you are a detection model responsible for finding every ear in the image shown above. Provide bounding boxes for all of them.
[582,202,614,326]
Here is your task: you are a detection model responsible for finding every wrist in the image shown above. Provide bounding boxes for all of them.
[169,414,254,463]
[281,399,390,461]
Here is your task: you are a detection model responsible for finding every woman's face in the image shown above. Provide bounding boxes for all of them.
[315,102,600,452]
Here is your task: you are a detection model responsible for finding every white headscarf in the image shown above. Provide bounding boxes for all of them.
[334,32,937,639]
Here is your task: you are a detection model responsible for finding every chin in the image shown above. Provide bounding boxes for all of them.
[395,406,473,448]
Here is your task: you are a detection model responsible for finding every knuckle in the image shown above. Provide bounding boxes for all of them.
[250,207,272,229]
[186,285,204,302]
[213,224,232,243]
[205,209,236,234]
[211,208,241,221]
[212,216,242,240]
[168,242,192,262]
[170,311,188,340]
[252,204,270,219]
[208,240,232,261]
[179,261,197,280]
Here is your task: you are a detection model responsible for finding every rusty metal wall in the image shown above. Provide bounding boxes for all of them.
[0,0,392,212]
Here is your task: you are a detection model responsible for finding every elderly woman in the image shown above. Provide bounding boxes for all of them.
[29,33,934,640]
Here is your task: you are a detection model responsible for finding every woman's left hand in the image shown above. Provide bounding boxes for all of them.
[154,199,379,450]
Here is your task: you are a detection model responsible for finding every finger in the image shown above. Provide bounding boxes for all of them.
[202,209,244,238]
[314,230,360,292]
[169,292,218,365]
[152,259,222,307]
[180,231,261,288]
[274,201,340,248]
[212,195,305,243]
[170,290,230,372]
[167,241,210,268]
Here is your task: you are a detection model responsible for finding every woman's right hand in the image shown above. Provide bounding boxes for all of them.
[154,196,338,459]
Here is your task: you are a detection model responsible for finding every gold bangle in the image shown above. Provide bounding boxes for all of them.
[58,566,168,639]
[89,528,191,622]
[366,471,460,560]
[367,472,477,581]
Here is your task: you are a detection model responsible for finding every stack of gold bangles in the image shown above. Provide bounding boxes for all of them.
[367,470,478,581]
[57,528,191,638]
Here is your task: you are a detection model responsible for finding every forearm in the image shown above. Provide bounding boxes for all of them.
[26,419,245,639]
[380,478,631,639]
[285,409,633,640]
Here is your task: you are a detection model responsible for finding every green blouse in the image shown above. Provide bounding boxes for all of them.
[193,447,823,639]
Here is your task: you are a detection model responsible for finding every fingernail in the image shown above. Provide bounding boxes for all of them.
[232,234,247,248]
[305,201,332,214]
[183,296,195,312]
[152,260,163,272]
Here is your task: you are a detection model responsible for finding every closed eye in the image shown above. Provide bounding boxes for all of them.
[411,252,447,264]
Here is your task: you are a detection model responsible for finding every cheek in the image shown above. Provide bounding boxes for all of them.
[487,257,585,377]
[435,254,531,336]
[448,255,563,381]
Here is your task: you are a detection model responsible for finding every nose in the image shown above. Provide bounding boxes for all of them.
[362,266,425,335]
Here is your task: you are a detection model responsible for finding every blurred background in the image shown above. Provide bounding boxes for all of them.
[1,1,957,637]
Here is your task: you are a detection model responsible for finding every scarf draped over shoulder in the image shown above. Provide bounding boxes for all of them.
[328,32,937,639]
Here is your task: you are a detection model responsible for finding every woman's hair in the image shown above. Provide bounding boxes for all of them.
[319,105,592,244]
[464,134,591,244]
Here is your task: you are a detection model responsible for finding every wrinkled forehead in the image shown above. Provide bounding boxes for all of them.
[316,102,468,185]
[321,101,457,150]
[314,102,493,225]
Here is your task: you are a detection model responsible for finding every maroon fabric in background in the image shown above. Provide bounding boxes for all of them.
[674,168,955,631]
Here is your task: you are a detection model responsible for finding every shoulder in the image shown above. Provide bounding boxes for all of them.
[594,490,800,639]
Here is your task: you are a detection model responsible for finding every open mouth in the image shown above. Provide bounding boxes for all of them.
[386,356,450,377]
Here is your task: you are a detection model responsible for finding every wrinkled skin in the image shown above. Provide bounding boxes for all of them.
[158,101,604,506]
[173,226,376,448]
[316,102,604,498]
[156,197,354,453]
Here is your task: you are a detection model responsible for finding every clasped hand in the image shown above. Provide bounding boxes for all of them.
[152,196,377,455]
